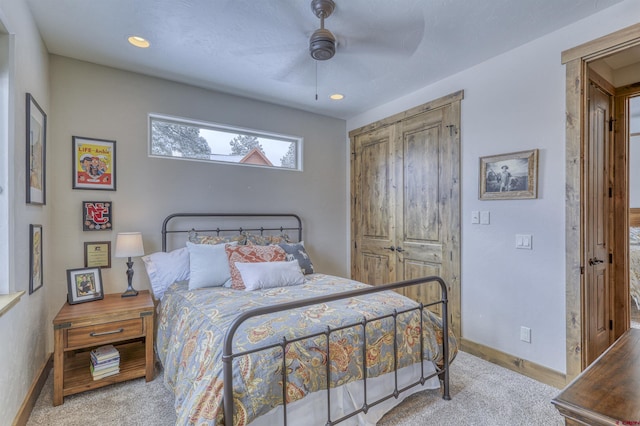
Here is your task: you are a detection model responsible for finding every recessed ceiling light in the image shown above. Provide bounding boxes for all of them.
[128,36,150,48]
[329,93,344,100]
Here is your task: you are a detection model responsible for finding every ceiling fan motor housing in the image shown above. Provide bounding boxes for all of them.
[309,28,336,60]
[311,0,335,19]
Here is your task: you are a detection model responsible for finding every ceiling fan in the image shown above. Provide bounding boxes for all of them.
[308,0,337,61]
[239,0,425,85]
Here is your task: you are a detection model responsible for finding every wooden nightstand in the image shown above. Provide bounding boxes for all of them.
[52,290,154,406]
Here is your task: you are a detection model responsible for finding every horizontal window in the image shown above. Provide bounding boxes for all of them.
[149,114,302,171]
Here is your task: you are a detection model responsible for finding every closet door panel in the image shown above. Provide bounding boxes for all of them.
[352,125,397,285]
[403,123,441,243]
[402,259,442,315]
[395,109,447,308]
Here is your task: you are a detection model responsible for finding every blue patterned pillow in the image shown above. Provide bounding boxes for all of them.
[278,242,314,275]
[244,232,291,245]
[188,229,246,245]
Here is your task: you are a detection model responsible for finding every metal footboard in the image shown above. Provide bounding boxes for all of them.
[222,276,451,426]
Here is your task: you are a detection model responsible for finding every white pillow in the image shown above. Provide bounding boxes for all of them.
[142,247,190,300]
[187,242,233,289]
[236,260,305,291]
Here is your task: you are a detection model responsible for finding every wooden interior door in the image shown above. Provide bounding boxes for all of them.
[585,81,613,364]
[351,124,397,286]
[395,108,450,315]
[350,92,462,337]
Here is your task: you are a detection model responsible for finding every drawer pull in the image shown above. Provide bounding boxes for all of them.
[90,328,124,337]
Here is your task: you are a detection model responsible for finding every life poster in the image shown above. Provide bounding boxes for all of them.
[72,136,116,191]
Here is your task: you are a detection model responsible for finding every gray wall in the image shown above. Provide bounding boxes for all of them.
[0,0,51,421]
[47,56,348,317]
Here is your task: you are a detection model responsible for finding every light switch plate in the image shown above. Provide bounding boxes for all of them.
[480,211,490,225]
[471,211,480,224]
[516,234,533,249]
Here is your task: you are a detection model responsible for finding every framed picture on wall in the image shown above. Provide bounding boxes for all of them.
[479,149,539,200]
[72,136,116,190]
[66,267,104,304]
[29,224,43,294]
[84,241,111,268]
[82,201,113,231]
[26,93,47,205]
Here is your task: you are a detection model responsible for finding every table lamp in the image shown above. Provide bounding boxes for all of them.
[115,232,144,297]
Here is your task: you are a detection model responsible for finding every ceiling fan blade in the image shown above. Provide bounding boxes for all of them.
[220,0,314,58]
[272,52,316,85]
[335,15,425,58]
[231,42,303,58]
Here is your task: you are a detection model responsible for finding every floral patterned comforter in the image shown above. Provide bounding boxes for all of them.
[631,244,640,309]
[156,273,457,426]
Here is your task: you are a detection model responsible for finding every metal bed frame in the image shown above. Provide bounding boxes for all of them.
[161,213,451,426]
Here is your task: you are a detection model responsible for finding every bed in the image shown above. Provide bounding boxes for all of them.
[147,213,457,426]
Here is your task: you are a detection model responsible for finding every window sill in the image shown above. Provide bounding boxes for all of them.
[0,291,25,318]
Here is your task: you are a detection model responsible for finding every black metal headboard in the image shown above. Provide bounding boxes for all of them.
[161,213,302,252]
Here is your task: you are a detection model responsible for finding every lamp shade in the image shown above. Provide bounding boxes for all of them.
[115,232,144,258]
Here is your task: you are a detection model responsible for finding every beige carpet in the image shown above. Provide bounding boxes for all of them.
[27,351,564,425]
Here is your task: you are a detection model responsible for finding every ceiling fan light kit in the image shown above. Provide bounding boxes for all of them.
[309,0,337,61]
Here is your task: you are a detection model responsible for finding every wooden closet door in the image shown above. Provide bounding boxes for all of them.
[395,107,452,314]
[351,124,398,286]
[350,91,462,338]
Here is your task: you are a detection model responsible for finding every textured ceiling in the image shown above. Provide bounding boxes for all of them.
[26,0,625,119]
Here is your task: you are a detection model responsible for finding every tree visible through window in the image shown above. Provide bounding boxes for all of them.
[151,121,211,159]
[149,115,301,170]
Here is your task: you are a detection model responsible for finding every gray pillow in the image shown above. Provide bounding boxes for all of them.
[278,242,314,275]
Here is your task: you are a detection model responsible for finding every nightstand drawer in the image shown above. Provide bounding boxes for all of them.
[67,318,143,348]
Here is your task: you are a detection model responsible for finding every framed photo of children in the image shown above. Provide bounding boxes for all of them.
[479,149,538,200]
[66,267,104,304]
[26,93,47,205]
[29,224,43,294]
[72,136,116,190]
[82,201,113,231]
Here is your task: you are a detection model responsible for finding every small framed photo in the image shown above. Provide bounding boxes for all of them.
[82,201,113,231]
[72,136,116,190]
[66,267,104,304]
[479,149,539,200]
[29,224,43,294]
[26,93,47,205]
[84,241,111,269]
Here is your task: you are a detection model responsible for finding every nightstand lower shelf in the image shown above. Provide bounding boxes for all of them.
[62,341,147,397]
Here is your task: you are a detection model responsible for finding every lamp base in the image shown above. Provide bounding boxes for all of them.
[121,288,139,298]
[122,258,138,297]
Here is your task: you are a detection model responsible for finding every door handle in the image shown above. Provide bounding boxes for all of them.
[395,246,405,253]
[588,258,604,266]
[383,246,396,252]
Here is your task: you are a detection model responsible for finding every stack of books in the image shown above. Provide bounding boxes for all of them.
[90,344,120,380]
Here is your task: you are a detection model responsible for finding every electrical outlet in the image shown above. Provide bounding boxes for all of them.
[520,326,531,343]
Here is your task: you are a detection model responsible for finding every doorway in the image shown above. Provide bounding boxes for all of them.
[626,95,640,329]
[563,23,640,381]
